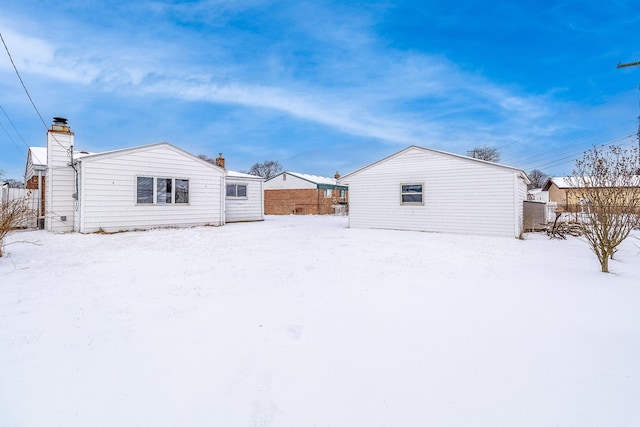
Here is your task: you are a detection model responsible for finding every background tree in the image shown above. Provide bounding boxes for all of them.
[197,154,215,164]
[568,145,640,273]
[469,147,500,163]
[3,179,24,188]
[527,169,548,189]
[249,160,283,179]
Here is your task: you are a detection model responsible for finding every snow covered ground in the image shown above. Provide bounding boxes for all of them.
[1,215,639,427]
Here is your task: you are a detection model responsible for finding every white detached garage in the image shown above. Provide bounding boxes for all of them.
[339,146,529,238]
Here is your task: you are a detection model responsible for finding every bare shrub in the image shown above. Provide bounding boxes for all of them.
[568,145,640,272]
[0,196,36,257]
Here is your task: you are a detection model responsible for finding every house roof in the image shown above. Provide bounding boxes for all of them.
[226,170,264,180]
[268,171,347,188]
[340,145,529,182]
[28,147,47,166]
[74,142,226,172]
[28,142,239,175]
[543,176,640,190]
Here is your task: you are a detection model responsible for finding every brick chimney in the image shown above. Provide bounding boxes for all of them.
[334,171,340,180]
[215,153,225,169]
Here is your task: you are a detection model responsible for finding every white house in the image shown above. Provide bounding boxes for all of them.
[225,170,265,223]
[37,117,263,233]
[339,145,530,238]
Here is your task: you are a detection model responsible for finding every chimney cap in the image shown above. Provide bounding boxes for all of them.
[52,117,68,125]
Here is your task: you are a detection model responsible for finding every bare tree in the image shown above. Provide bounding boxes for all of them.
[568,145,640,272]
[249,160,283,179]
[197,154,215,164]
[469,147,500,163]
[527,169,548,189]
[1,196,36,257]
[3,179,25,188]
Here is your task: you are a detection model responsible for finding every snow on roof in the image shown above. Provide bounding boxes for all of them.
[279,171,340,186]
[28,147,47,166]
[226,170,263,179]
[545,176,640,189]
[340,145,527,182]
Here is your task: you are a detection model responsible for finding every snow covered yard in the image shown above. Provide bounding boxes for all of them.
[1,215,639,427]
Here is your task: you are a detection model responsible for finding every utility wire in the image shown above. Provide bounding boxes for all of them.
[0,31,48,130]
[0,104,31,151]
[0,120,27,159]
[0,31,70,153]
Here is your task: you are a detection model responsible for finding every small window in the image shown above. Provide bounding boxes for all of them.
[227,184,247,197]
[401,183,424,205]
[137,177,153,204]
[324,189,332,198]
[340,189,346,199]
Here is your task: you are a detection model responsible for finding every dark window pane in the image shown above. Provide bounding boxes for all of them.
[175,179,189,203]
[237,185,247,197]
[402,194,423,203]
[137,177,153,204]
[226,184,235,197]
[157,178,172,204]
[402,184,422,193]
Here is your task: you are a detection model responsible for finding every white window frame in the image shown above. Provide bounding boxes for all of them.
[136,176,190,205]
[400,182,424,205]
[226,183,248,198]
[324,188,332,198]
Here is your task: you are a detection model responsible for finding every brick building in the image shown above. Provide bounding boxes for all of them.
[264,171,348,215]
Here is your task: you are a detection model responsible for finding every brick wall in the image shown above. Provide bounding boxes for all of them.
[25,175,46,216]
[265,188,348,215]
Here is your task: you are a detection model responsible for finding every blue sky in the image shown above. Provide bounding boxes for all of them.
[1,0,639,181]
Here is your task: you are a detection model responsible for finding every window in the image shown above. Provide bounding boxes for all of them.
[226,184,247,197]
[157,178,172,204]
[339,189,346,199]
[324,189,332,198]
[136,177,189,205]
[137,177,153,204]
[401,183,424,205]
[175,179,189,203]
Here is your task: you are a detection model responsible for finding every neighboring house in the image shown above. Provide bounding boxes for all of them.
[25,146,47,223]
[542,175,640,213]
[527,188,549,202]
[541,177,574,211]
[264,171,348,215]
[339,145,530,238]
[33,117,263,233]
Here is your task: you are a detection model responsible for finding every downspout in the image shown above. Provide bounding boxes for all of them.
[260,179,264,220]
[37,169,43,229]
[220,175,226,225]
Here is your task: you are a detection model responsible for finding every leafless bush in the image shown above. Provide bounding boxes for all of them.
[569,145,640,272]
[0,196,36,257]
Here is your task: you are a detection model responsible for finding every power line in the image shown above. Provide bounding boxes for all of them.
[0,120,27,160]
[0,31,70,154]
[0,104,30,151]
[0,31,48,131]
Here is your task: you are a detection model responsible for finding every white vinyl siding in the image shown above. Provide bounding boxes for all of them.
[46,131,75,232]
[225,177,264,223]
[76,144,224,233]
[344,147,527,238]
[264,174,317,190]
